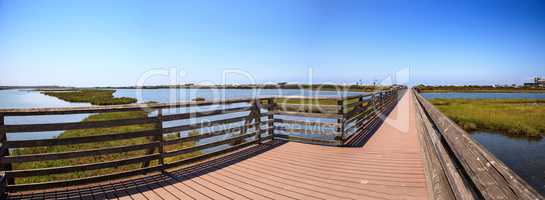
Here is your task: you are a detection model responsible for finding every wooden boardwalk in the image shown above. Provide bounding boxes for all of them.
[8,91,430,200]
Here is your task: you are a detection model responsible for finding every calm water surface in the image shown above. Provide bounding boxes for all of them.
[472,132,545,195]
[423,92,545,195]
[0,90,90,140]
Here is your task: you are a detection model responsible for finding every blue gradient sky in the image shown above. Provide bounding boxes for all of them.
[1,0,544,86]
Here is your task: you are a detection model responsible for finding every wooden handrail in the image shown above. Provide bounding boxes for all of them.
[4,129,158,148]
[413,89,543,200]
[4,117,158,133]
[0,97,256,116]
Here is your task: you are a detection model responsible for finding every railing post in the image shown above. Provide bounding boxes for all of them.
[157,109,165,172]
[254,100,262,145]
[356,96,365,131]
[337,99,345,146]
[267,98,275,140]
[0,114,14,188]
[142,109,164,170]
[380,92,384,107]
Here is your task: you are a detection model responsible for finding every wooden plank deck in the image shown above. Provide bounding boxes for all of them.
[7,91,429,200]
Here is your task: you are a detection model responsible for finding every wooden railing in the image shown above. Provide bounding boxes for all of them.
[271,87,402,146]
[0,87,404,194]
[413,90,543,200]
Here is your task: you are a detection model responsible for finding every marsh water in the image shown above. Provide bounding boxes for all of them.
[0,89,91,140]
[423,92,545,195]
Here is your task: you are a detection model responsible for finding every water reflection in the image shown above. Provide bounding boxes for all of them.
[471,131,545,195]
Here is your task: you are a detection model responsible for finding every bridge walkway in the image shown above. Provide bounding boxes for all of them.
[8,91,429,200]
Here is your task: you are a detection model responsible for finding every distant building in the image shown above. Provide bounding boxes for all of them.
[524,77,545,87]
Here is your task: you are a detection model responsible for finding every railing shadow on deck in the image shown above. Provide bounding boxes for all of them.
[6,139,287,200]
[342,89,406,147]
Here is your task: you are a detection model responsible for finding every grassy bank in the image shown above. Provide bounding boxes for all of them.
[41,89,137,105]
[13,89,200,184]
[430,98,545,137]
[416,85,545,93]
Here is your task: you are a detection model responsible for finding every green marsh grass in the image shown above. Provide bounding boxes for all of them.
[42,89,137,105]
[430,98,545,137]
[416,85,545,93]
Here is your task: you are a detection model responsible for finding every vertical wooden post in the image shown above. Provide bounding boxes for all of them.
[381,92,385,110]
[238,102,257,146]
[337,99,345,146]
[0,114,14,186]
[356,96,364,131]
[157,109,165,172]
[267,98,274,140]
[254,100,262,145]
[372,94,378,113]
[142,109,164,170]
[0,113,15,186]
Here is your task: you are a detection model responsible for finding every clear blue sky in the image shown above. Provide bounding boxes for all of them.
[1,0,544,86]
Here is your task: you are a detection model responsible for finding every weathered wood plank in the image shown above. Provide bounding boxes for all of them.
[4,117,158,133]
[273,133,339,146]
[273,118,339,128]
[345,98,370,109]
[271,95,346,100]
[267,98,275,140]
[0,97,256,116]
[1,114,15,185]
[163,121,267,146]
[157,109,165,170]
[162,115,249,134]
[274,127,339,136]
[5,129,159,148]
[340,93,374,101]
[6,166,162,192]
[2,142,160,163]
[162,106,251,121]
[274,103,339,114]
[344,105,372,124]
[272,111,341,119]
[254,101,262,144]
[414,90,543,200]
[5,154,160,178]
[337,99,345,143]
[413,92,475,200]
